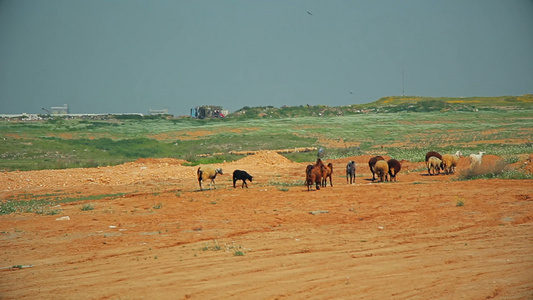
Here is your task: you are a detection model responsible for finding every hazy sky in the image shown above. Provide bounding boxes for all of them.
[1,0,532,116]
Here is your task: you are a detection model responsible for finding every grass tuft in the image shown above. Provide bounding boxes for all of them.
[81,204,94,211]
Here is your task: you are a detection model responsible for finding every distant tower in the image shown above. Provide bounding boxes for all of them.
[402,71,405,96]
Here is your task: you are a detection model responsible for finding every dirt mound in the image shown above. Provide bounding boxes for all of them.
[456,156,471,169]
[525,153,533,173]
[129,157,188,166]
[233,150,296,166]
[481,154,504,165]
[457,154,504,170]
[508,153,533,174]
[0,158,193,192]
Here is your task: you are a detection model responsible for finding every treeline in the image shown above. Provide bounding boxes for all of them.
[229,94,532,119]
[230,100,477,119]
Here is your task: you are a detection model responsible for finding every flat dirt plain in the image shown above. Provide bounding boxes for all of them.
[1,151,532,299]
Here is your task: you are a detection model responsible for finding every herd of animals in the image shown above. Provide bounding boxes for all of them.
[196,150,487,191]
[304,150,486,191]
[196,166,254,191]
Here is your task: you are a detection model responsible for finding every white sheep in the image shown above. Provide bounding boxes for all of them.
[197,166,223,190]
[427,156,442,176]
[469,151,485,166]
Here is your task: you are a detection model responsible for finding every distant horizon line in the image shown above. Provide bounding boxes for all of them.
[2,93,531,116]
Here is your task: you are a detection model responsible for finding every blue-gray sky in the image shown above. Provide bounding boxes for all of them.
[1,0,532,116]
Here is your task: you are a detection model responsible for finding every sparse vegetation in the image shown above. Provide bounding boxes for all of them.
[81,204,95,211]
[0,198,57,215]
[0,193,127,215]
[199,240,245,256]
[232,242,246,256]
[269,179,305,187]
[202,240,222,251]
[0,97,531,171]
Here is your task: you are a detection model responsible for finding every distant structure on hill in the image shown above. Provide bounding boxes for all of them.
[149,108,169,116]
[50,104,69,115]
[190,105,228,119]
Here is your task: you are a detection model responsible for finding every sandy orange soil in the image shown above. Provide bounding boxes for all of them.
[1,152,532,299]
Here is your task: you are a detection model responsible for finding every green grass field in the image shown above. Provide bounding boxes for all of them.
[1,107,532,171]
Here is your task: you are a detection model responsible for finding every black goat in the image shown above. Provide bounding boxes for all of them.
[233,170,253,188]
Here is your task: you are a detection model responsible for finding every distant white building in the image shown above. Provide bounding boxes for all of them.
[51,104,69,114]
[150,108,169,115]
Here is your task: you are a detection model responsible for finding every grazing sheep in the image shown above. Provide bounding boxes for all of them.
[451,152,461,173]
[427,156,442,176]
[368,156,385,181]
[386,159,402,182]
[374,160,389,182]
[322,162,333,187]
[441,153,461,175]
[197,166,223,190]
[233,170,253,188]
[346,161,356,184]
[469,151,485,165]
[441,154,453,175]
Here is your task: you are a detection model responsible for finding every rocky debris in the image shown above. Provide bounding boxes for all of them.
[309,210,329,215]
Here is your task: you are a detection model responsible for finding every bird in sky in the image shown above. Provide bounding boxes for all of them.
[307,11,313,16]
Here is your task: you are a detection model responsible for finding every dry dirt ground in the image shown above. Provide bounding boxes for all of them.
[1,151,532,299]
